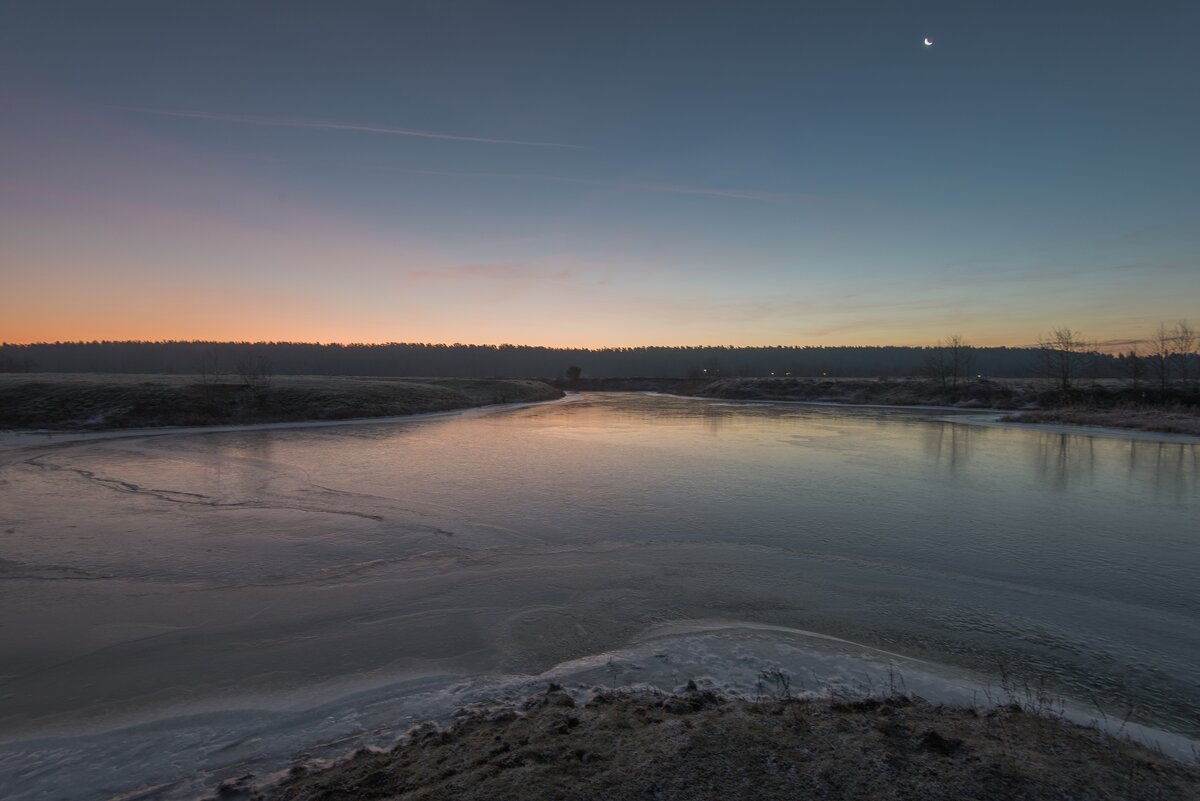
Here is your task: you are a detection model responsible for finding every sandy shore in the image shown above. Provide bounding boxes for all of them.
[247,686,1199,801]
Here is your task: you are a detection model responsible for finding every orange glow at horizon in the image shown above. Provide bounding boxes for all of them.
[0,311,1167,353]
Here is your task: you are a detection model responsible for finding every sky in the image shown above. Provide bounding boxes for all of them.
[2,0,1197,348]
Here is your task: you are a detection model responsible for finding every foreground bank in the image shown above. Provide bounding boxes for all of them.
[254,686,1199,801]
[0,374,564,430]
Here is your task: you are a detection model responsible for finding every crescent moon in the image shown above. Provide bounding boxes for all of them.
[923,37,933,46]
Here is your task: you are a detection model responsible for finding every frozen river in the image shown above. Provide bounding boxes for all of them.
[1,393,1197,799]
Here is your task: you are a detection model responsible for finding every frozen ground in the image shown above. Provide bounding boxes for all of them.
[1,394,1196,799]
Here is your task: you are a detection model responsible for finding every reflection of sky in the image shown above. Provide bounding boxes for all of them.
[2,2,1198,347]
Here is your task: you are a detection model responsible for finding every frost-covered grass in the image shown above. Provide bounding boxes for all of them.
[0,373,563,431]
[261,683,1200,801]
[1001,407,1200,436]
[698,377,1200,434]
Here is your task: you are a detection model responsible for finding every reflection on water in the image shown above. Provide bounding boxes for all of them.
[1032,432,1097,493]
[922,422,973,474]
[1022,429,1200,503]
[0,393,1197,799]
[920,421,1200,503]
[1134,439,1200,504]
[920,415,1197,504]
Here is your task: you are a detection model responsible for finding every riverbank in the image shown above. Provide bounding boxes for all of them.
[1000,407,1200,437]
[0,374,563,431]
[696,376,1019,408]
[255,685,1199,801]
[552,376,1200,436]
[4,373,1197,436]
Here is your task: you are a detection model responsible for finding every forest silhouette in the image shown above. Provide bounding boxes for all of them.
[0,340,1141,380]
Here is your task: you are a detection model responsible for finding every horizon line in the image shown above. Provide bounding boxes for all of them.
[1,339,1142,352]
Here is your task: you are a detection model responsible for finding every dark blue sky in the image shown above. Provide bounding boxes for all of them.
[3,1,1197,346]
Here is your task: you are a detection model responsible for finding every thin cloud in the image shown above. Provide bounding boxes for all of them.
[374,166,797,204]
[111,107,581,149]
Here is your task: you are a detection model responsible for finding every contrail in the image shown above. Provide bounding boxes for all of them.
[111,106,581,149]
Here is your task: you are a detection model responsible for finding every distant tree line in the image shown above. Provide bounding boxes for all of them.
[3,324,1197,385]
[0,339,1149,380]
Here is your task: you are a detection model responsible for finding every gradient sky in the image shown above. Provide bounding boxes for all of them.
[2,1,1197,348]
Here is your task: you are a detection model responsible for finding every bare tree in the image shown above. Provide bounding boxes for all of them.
[946,334,973,388]
[234,350,274,388]
[1037,328,1090,393]
[1174,320,1195,388]
[1148,323,1175,392]
[923,345,951,392]
[924,334,974,393]
[1121,347,1146,389]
